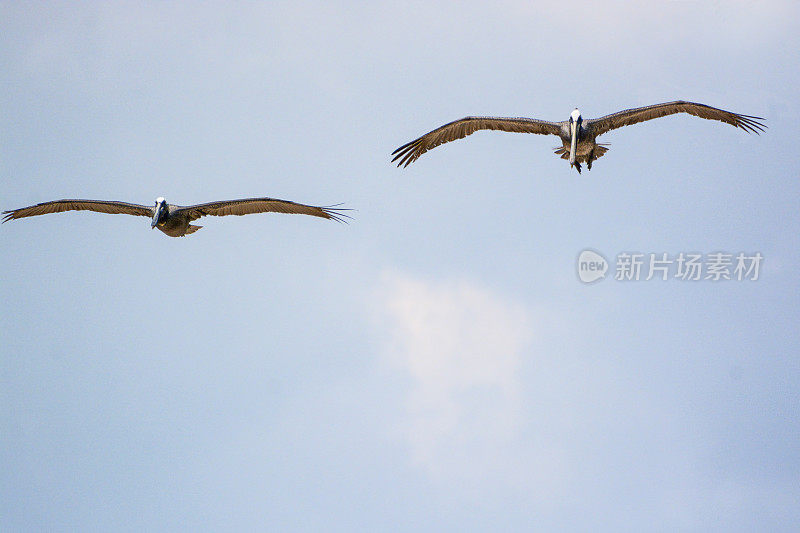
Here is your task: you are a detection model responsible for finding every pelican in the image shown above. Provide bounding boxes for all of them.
[391,101,766,173]
[2,196,349,237]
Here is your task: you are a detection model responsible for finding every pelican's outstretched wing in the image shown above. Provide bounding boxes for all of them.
[2,199,153,223]
[587,101,766,138]
[174,198,350,223]
[392,116,562,167]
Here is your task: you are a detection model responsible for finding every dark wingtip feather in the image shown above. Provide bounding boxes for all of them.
[391,137,419,156]
[321,205,354,224]
[391,142,409,156]
[392,138,424,167]
[391,141,416,168]
[392,147,414,167]
[737,114,767,135]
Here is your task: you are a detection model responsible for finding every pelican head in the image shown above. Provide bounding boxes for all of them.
[568,108,582,166]
[151,197,167,228]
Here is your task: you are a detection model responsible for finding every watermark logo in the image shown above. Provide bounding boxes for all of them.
[577,250,763,283]
[577,249,609,283]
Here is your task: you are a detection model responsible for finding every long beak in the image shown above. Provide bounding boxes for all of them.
[569,121,578,166]
[151,204,162,228]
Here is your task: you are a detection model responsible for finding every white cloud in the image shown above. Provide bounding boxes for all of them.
[373,270,705,511]
[377,271,535,478]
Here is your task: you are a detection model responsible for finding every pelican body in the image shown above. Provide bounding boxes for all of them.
[3,196,349,237]
[392,100,766,173]
[150,197,201,237]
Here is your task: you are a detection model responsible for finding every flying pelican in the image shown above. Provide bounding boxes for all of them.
[391,101,766,173]
[2,196,349,237]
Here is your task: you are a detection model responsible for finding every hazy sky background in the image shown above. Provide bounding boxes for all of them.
[2,2,799,531]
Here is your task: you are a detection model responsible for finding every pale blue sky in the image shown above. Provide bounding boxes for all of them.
[2,2,799,531]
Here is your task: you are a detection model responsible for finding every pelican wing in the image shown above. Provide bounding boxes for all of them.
[2,199,153,223]
[587,100,766,138]
[174,198,350,223]
[392,116,562,167]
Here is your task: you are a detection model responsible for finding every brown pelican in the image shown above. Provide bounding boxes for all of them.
[2,196,349,237]
[391,101,766,173]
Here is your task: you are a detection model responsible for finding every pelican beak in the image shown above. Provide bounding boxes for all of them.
[151,202,163,229]
[569,120,578,166]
